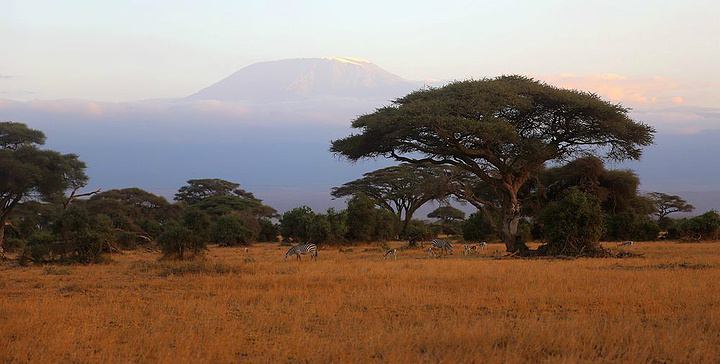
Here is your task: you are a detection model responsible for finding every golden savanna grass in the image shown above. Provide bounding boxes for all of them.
[1,241,720,363]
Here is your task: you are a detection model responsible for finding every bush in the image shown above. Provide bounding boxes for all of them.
[605,209,660,241]
[403,220,438,246]
[258,218,279,242]
[48,209,114,263]
[279,206,314,242]
[539,188,606,256]
[158,220,206,260]
[669,210,720,241]
[463,212,495,242]
[346,194,399,243]
[213,214,253,246]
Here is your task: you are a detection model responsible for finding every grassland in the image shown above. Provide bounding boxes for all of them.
[1,241,719,363]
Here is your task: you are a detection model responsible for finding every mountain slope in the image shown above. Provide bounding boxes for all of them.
[186,57,418,102]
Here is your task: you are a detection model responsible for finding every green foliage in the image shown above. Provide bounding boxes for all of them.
[279,207,347,245]
[279,206,314,242]
[346,194,377,242]
[403,220,438,246]
[324,208,348,244]
[345,193,398,243]
[174,179,276,218]
[541,157,653,216]
[605,209,660,241]
[428,206,466,221]
[158,210,212,259]
[428,206,466,235]
[158,221,197,260]
[462,212,495,242]
[22,208,115,264]
[1,121,89,255]
[372,208,398,242]
[331,76,654,252]
[84,188,182,248]
[647,192,695,219]
[51,209,114,263]
[257,219,279,242]
[213,214,253,246]
[539,188,606,255]
[668,211,720,241]
[183,209,212,244]
[332,163,451,235]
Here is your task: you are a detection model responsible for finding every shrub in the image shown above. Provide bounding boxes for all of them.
[279,206,314,242]
[403,220,438,246]
[605,209,660,241]
[539,188,606,256]
[463,212,495,242]
[213,214,253,246]
[45,209,114,263]
[158,220,206,260]
[258,218,279,242]
[669,210,720,241]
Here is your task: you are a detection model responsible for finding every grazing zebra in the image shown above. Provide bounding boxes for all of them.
[383,249,397,260]
[618,241,634,248]
[285,243,318,261]
[431,238,453,256]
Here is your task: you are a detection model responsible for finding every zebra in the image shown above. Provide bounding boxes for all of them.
[618,241,634,248]
[431,238,453,257]
[383,249,397,260]
[285,243,318,261]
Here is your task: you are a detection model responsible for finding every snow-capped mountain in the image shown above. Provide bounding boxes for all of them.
[186,57,419,102]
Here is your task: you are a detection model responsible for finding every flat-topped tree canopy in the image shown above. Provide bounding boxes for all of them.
[331,76,655,254]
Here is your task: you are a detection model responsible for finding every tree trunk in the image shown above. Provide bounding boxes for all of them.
[498,195,529,254]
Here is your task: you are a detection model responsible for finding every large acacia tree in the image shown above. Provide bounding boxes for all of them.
[331,163,449,236]
[1,122,88,258]
[331,76,654,253]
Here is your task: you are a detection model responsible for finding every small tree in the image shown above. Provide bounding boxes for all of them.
[23,208,115,264]
[158,222,196,260]
[279,206,314,242]
[258,219,279,242]
[158,210,211,259]
[428,206,466,235]
[669,211,720,241]
[463,212,495,242]
[605,209,660,241]
[539,188,606,256]
[213,214,253,246]
[332,164,449,235]
[647,192,695,219]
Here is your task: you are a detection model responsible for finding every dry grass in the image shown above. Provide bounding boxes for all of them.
[1,241,719,363]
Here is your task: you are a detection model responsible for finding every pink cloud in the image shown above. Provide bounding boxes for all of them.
[538,73,684,108]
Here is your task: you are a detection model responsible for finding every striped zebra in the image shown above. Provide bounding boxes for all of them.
[431,238,453,257]
[285,243,318,261]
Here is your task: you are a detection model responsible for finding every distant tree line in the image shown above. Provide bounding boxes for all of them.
[4,76,720,263]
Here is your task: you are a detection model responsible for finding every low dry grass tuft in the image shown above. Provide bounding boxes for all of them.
[1,241,719,363]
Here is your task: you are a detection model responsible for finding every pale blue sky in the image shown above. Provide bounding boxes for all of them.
[3,0,719,103]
